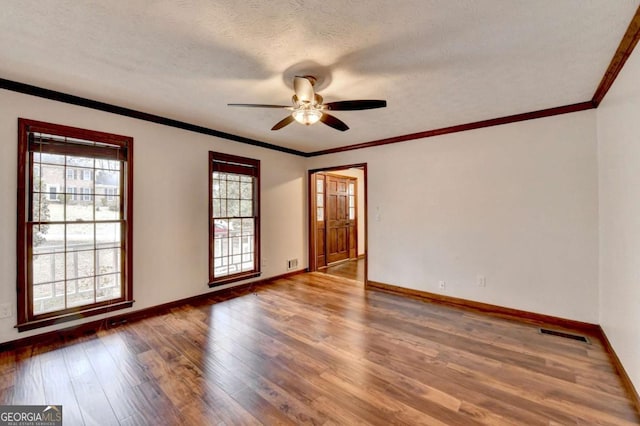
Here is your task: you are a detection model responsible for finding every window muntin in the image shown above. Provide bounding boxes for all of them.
[209,152,260,286]
[17,119,133,331]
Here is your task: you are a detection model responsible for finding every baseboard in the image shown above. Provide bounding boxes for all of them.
[0,268,307,352]
[366,280,600,334]
[598,326,640,416]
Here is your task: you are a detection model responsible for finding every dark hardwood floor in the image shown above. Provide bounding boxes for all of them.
[1,272,638,425]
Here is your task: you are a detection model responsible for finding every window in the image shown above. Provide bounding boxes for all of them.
[48,186,58,200]
[316,176,324,221]
[83,169,92,181]
[348,181,356,220]
[17,118,134,331]
[104,187,116,201]
[209,152,260,286]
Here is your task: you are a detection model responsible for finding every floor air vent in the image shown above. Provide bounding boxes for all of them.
[539,328,590,343]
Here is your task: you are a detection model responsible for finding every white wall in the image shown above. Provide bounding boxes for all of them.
[0,89,308,344]
[308,110,600,323]
[597,43,640,391]
[0,86,604,343]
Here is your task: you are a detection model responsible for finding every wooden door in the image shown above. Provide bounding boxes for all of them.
[347,179,357,259]
[326,174,354,264]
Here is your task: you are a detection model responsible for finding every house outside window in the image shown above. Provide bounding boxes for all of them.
[17,118,134,331]
[48,186,58,200]
[209,151,260,286]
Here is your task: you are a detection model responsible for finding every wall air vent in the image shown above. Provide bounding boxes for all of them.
[539,328,590,343]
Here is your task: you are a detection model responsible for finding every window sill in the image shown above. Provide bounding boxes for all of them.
[209,271,261,287]
[16,300,134,332]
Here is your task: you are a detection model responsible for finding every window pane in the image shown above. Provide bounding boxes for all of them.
[35,153,65,165]
[240,200,252,217]
[32,175,46,192]
[231,237,242,255]
[96,196,120,221]
[66,194,94,221]
[214,219,228,239]
[317,194,324,207]
[97,248,120,275]
[40,164,64,183]
[66,250,95,279]
[32,253,65,284]
[241,219,254,236]
[240,182,252,199]
[316,179,323,193]
[33,224,65,255]
[31,193,52,222]
[227,180,240,199]
[96,169,120,189]
[96,223,121,248]
[67,277,95,307]
[97,274,121,301]
[66,223,94,251]
[95,159,121,171]
[212,178,222,199]
[317,207,324,221]
[227,199,240,217]
[33,282,65,315]
[229,219,242,236]
[218,238,229,258]
[67,156,94,168]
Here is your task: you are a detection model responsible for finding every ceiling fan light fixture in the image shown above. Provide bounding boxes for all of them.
[292,108,323,126]
[228,75,386,131]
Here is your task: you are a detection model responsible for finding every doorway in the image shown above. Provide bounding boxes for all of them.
[308,164,367,284]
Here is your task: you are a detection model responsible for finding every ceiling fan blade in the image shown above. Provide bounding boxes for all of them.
[271,115,295,131]
[228,103,290,108]
[320,113,349,131]
[323,100,387,111]
[293,76,315,103]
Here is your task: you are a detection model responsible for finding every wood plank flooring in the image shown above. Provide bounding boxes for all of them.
[321,258,365,282]
[0,272,638,425]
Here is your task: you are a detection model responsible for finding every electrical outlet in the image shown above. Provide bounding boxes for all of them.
[477,275,486,287]
[438,280,446,290]
[262,258,268,268]
[0,303,11,319]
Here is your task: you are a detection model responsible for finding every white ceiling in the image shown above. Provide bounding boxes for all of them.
[1,1,638,154]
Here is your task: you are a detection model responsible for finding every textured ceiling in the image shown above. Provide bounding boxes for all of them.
[0,1,638,153]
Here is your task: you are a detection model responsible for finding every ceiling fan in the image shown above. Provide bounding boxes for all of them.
[228,76,387,131]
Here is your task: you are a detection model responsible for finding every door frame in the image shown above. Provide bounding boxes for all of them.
[308,163,367,284]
